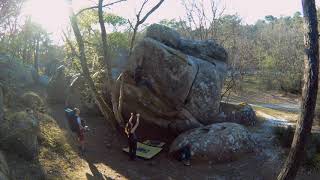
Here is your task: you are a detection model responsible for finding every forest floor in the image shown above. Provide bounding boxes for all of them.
[45,93,320,180]
[7,83,320,179]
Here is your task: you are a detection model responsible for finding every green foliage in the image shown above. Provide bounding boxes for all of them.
[21,92,44,111]
[105,13,127,31]
[38,113,75,157]
[274,125,294,148]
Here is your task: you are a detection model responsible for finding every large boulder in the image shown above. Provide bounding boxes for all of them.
[47,65,69,104]
[112,24,228,132]
[129,38,197,106]
[0,151,10,180]
[184,57,226,124]
[169,123,256,162]
[0,111,39,160]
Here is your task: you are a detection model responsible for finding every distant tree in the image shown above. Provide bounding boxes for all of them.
[277,0,319,179]
[265,15,277,23]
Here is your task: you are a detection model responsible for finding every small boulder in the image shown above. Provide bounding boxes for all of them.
[169,123,256,162]
[219,102,257,126]
[0,151,10,180]
[0,111,39,160]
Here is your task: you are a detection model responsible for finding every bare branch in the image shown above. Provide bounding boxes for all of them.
[138,0,165,24]
[137,0,149,21]
[76,0,127,16]
[128,0,165,55]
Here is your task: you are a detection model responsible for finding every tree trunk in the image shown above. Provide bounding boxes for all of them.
[277,0,319,179]
[98,0,124,126]
[129,24,138,56]
[69,9,118,130]
[34,38,39,82]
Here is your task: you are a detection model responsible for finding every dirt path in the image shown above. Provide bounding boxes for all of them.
[47,103,320,180]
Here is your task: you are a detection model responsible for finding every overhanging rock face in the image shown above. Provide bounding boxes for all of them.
[113,24,228,133]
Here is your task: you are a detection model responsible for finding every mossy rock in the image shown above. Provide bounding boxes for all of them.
[21,92,44,111]
[38,113,75,157]
[0,111,39,160]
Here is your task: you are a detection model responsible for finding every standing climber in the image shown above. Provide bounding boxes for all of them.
[74,108,85,152]
[125,113,140,160]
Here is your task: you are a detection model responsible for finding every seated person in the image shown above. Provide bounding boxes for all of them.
[173,144,192,166]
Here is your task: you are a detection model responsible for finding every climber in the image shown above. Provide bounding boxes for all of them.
[74,108,86,152]
[125,112,140,160]
[174,144,192,166]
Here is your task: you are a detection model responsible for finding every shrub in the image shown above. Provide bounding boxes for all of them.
[274,126,320,171]
[273,125,294,148]
[21,92,44,111]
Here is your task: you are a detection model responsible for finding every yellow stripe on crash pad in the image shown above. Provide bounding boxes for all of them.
[123,142,163,159]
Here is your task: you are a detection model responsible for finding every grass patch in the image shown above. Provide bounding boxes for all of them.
[37,113,83,179]
[254,106,298,122]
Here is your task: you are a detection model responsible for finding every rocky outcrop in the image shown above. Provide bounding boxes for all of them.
[47,65,69,104]
[0,111,39,160]
[112,24,228,132]
[169,123,256,162]
[0,151,10,180]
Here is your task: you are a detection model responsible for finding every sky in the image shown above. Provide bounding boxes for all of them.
[21,0,305,44]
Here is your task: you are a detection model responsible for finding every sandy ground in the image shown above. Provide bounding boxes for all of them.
[46,102,320,180]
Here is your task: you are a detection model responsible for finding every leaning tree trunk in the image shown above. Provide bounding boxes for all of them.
[277,0,319,179]
[98,0,124,126]
[69,10,118,130]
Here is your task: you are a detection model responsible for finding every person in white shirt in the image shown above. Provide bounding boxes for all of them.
[74,108,85,152]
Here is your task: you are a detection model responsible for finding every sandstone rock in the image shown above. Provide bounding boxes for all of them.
[145,24,181,48]
[219,102,257,126]
[109,24,228,132]
[47,65,69,104]
[0,111,39,160]
[0,151,10,180]
[179,39,228,63]
[169,123,256,162]
[130,38,197,106]
[184,57,226,124]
